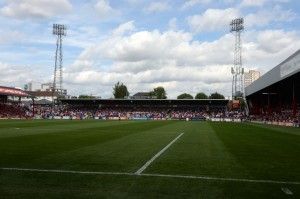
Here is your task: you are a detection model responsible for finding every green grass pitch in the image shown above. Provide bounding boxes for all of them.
[0,119,299,198]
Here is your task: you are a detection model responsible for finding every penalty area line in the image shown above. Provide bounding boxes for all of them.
[1,167,300,185]
[135,133,184,175]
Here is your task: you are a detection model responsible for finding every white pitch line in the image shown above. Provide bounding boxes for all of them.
[135,133,184,175]
[149,132,181,134]
[141,173,300,185]
[1,167,134,176]
[1,167,300,185]
[282,188,293,195]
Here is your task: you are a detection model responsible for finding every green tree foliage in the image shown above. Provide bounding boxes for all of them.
[78,95,96,99]
[195,92,208,99]
[148,91,156,98]
[209,92,225,99]
[177,93,193,99]
[150,86,167,99]
[113,82,129,99]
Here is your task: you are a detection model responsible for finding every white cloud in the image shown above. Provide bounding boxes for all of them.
[221,0,235,3]
[94,0,119,17]
[103,30,193,63]
[187,8,240,33]
[126,0,146,4]
[187,5,296,34]
[0,62,50,88]
[67,59,95,73]
[64,23,300,98]
[0,30,27,45]
[168,18,178,31]
[0,1,299,99]
[65,65,232,98]
[65,29,237,98]
[43,60,300,97]
[181,0,212,10]
[239,0,266,7]
[256,30,297,54]
[245,5,296,27]
[242,29,300,73]
[144,2,170,13]
[239,0,290,8]
[113,21,135,36]
[0,0,72,19]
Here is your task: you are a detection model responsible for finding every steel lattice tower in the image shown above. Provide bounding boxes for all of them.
[230,18,244,100]
[53,24,66,95]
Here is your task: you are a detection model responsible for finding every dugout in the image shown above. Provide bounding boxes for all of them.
[245,49,300,116]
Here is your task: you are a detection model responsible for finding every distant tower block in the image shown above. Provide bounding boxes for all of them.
[230,18,244,100]
[53,24,67,96]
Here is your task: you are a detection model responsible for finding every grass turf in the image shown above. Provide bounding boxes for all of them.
[0,119,299,198]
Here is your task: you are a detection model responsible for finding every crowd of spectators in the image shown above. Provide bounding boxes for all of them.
[36,107,225,120]
[0,103,29,118]
[249,110,299,127]
[1,104,230,120]
[1,103,298,127]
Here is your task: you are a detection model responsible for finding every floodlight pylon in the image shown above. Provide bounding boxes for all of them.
[230,18,244,100]
[53,24,66,96]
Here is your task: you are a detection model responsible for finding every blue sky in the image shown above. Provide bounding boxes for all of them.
[0,0,299,99]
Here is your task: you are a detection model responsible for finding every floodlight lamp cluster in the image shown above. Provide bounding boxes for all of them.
[53,24,67,36]
[231,67,244,75]
[230,18,244,32]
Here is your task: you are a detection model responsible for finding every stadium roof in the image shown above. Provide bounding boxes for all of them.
[61,99,229,108]
[245,49,300,96]
[0,86,30,97]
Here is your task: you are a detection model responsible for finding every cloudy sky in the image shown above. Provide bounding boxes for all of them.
[0,0,299,99]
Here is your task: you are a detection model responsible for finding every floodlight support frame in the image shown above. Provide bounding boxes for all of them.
[230,18,244,100]
[53,24,66,97]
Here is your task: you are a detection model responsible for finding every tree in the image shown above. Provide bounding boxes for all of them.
[78,95,96,99]
[113,82,129,99]
[149,91,156,98]
[150,86,167,99]
[209,92,225,99]
[195,92,208,99]
[177,93,193,99]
